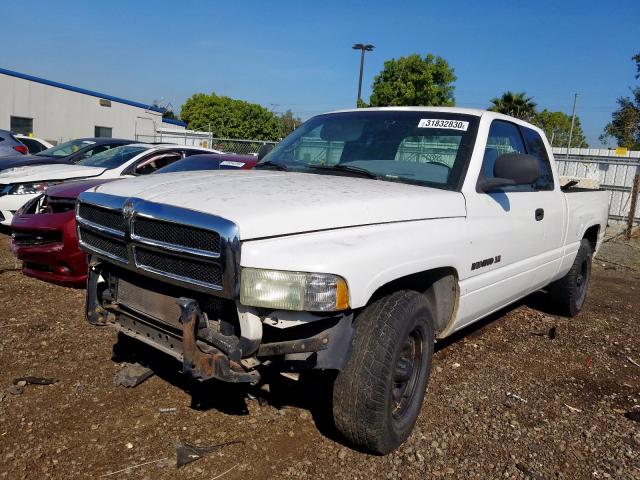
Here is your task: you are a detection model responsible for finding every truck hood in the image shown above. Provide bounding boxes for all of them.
[91,170,467,240]
[0,164,106,183]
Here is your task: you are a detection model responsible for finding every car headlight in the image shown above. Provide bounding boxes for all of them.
[240,268,349,311]
[10,182,49,195]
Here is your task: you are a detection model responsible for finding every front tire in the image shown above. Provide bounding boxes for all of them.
[548,239,593,317]
[332,290,434,454]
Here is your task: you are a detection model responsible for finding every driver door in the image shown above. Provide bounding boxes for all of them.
[459,120,551,327]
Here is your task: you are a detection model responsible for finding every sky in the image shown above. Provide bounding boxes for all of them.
[1,0,638,146]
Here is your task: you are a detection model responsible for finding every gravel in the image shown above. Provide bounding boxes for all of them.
[0,232,639,479]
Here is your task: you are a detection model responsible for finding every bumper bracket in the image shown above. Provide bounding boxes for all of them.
[177,297,259,384]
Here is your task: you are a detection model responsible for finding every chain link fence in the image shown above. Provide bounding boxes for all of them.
[136,129,277,155]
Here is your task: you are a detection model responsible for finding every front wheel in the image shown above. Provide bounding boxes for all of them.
[548,239,593,316]
[332,290,434,454]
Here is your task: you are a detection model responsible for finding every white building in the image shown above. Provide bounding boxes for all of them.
[0,67,185,144]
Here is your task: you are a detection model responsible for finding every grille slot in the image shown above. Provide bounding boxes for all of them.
[134,247,222,288]
[78,203,124,233]
[79,229,128,261]
[133,217,220,254]
[12,230,62,246]
[48,196,76,213]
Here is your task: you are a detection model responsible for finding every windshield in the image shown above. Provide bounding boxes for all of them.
[258,110,479,189]
[76,145,148,169]
[36,139,96,157]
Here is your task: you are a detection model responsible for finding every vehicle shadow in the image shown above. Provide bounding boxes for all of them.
[434,289,564,352]
[111,288,565,451]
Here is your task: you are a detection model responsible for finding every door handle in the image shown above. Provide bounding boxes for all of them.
[535,208,544,221]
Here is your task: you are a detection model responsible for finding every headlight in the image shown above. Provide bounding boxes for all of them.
[240,268,349,311]
[10,182,49,195]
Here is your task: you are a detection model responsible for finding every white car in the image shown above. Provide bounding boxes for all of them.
[14,135,54,154]
[0,143,219,225]
[77,107,608,454]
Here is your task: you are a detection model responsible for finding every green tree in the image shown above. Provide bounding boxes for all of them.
[277,109,302,137]
[489,91,537,121]
[600,52,640,149]
[180,93,283,140]
[599,90,640,149]
[368,54,456,107]
[533,109,588,147]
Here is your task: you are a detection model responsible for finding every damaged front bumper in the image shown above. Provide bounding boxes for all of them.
[86,261,354,385]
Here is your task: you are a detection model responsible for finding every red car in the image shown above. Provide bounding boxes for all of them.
[10,154,257,287]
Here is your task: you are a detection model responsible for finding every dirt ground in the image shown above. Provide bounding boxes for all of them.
[0,231,639,480]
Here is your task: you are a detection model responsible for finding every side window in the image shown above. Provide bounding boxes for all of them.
[184,150,205,157]
[481,120,526,179]
[521,127,554,191]
[134,152,183,175]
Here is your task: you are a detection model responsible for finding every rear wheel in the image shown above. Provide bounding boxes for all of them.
[332,290,434,454]
[548,239,593,316]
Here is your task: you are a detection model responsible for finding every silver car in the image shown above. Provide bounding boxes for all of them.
[0,129,28,157]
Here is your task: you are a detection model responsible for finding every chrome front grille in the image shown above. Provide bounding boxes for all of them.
[76,192,240,297]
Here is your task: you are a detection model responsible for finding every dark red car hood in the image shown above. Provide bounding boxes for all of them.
[45,178,117,199]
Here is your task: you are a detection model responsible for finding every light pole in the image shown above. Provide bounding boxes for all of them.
[566,93,579,159]
[352,43,374,106]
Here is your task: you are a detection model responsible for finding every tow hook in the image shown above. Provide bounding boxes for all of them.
[176,297,260,384]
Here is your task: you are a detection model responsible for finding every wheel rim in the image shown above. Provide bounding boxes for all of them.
[391,327,424,419]
[575,257,590,306]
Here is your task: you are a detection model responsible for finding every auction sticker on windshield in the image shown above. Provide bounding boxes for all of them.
[418,119,469,131]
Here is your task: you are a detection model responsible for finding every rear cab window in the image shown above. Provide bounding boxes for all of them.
[521,127,554,190]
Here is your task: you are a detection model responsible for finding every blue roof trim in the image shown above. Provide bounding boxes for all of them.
[0,67,164,113]
[162,118,187,127]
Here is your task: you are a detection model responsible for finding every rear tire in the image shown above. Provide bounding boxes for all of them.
[332,290,434,454]
[548,239,592,317]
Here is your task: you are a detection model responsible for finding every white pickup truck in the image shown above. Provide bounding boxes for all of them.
[76,107,608,454]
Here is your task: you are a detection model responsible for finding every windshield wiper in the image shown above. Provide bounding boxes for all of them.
[255,160,288,171]
[307,164,379,179]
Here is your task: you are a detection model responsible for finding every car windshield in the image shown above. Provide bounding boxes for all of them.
[257,110,479,189]
[36,139,96,157]
[155,156,248,173]
[76,145,148,169]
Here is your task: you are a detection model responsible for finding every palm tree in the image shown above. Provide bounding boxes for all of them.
[489,91,537,121]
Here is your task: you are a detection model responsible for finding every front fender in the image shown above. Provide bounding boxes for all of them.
[240,218,467,309]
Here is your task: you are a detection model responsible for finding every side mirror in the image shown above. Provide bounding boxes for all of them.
[478,153,541,192]
[257,143,274,161]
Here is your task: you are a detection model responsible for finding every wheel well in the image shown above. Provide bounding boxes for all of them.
[368,267,459,334]
[583,225,600,251]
